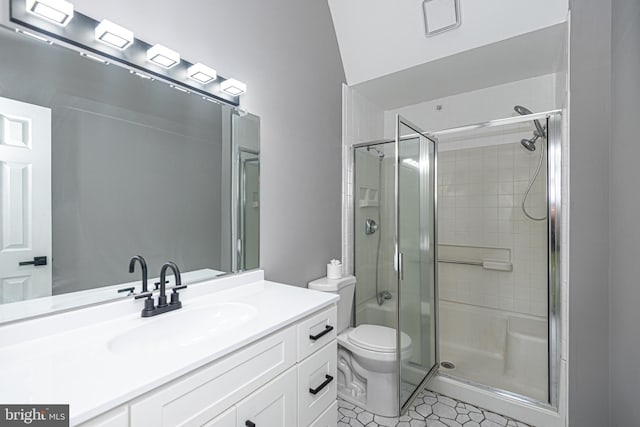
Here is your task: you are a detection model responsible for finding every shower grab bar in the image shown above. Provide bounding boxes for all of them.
[438,258,512,272]
[438,258,482,266]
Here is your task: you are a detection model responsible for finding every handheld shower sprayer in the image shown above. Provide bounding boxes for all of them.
[514,105,546,151]
[513,105,547,221]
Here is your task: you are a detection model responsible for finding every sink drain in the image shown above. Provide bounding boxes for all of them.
[440,361,456,369]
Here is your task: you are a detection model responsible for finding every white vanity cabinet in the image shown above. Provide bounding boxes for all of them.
[78,305,338,427]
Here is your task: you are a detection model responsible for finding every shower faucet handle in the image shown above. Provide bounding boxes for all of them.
[365,219,378,235]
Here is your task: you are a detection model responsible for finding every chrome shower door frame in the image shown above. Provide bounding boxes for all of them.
[431,110,564,411]
[395,115,440,415]
[350,109,563,414]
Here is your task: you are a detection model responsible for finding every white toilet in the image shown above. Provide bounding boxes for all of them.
[309,275,412,417]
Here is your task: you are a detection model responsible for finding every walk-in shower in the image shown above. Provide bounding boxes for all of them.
[352,110,562,416]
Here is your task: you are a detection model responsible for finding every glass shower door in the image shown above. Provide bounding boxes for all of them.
[396,115,438,411]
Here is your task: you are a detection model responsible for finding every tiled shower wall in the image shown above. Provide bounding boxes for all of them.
[437,142,548,318]
[341,84,385,278]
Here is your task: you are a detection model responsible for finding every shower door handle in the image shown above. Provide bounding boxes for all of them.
[398,252,404,281]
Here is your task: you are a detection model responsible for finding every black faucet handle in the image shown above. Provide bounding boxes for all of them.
[172,284,187,292]
[153,280,169,290]
[134,291,153,300]
[117,287,135,295]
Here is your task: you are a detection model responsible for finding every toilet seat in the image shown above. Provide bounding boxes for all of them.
[347,324,412,354]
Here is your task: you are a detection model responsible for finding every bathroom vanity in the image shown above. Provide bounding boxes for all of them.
[0,271,339,427]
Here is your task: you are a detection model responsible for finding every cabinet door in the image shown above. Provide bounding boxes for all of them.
[202,407,235,427]
[297,341,337,426]
[78,406,128,427]
[309,401,337,427]
[236,367,297,427]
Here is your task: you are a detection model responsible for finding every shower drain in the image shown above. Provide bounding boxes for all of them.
[440,361,456,369]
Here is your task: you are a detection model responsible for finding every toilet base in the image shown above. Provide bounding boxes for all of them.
[337,346,400,417]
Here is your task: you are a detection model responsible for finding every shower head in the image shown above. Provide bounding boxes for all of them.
[514,105,533,116]
[513,105,547,140]
[367,146,385,159]
[521,138,537,152]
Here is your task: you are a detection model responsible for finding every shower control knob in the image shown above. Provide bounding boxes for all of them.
[365,219,378,235]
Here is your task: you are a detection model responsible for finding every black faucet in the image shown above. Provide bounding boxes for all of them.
[134,261,187,317]
[128,255,148,293]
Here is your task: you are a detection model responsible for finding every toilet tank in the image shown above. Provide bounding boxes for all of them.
[308,276,356,333]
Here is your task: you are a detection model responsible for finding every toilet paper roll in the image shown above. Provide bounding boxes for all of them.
[327,260,342,279]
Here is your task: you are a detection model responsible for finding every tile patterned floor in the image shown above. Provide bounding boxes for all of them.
[337,389,531,427]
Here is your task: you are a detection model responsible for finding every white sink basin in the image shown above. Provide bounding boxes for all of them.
[107,302,258,355]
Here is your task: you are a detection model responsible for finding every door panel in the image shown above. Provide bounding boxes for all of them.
[395,115,438,412]
[0,96,51,303]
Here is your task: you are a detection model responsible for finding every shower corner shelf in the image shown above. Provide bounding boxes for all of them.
[359,187,379,208]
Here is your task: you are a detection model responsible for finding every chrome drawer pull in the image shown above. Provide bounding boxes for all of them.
[309,325,333,341]
[309,374,334,395]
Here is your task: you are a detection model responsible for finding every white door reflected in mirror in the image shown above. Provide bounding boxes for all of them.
[0,96,52,303]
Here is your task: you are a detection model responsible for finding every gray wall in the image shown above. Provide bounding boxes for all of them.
[568,0,612,425]
[610,0,640,425]
[71,0,346,287]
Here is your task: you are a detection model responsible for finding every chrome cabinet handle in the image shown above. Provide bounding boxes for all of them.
[309,374,334,395]
[309,325,334,341]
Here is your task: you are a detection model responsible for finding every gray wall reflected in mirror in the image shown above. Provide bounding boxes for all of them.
[0,25,259,318]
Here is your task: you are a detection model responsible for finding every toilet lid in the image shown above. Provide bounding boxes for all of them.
[348,324,412,353]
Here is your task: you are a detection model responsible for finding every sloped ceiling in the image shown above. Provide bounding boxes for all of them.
[328,0,569,86]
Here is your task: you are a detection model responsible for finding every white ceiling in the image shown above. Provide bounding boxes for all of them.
[328,0,569,86]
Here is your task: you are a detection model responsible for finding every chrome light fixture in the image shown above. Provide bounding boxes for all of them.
[187,63,217,84]
[13,0,243,104]
[95,19,134,50]
[146,44,180,69]
[220,78,246,96]
[25,0,74,26]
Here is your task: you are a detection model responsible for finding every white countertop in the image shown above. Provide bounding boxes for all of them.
[0,270,338,425]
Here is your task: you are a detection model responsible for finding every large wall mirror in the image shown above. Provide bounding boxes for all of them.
[0,24,260,322]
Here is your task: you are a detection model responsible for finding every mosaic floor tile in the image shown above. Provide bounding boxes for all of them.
[337,389,531,427]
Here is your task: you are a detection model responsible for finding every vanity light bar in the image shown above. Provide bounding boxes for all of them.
[25,0,74,26]
[146,44,180,69]
[220,78,247,96]
[95,19,134,50]
[17,2,245,101]
[187,63,217,84]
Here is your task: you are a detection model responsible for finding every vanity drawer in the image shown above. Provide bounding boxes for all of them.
[130,325,296,427]
[309,400,338,427]
[297,340,338,426]
[297,305,337,361]
[236,366,297,427]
